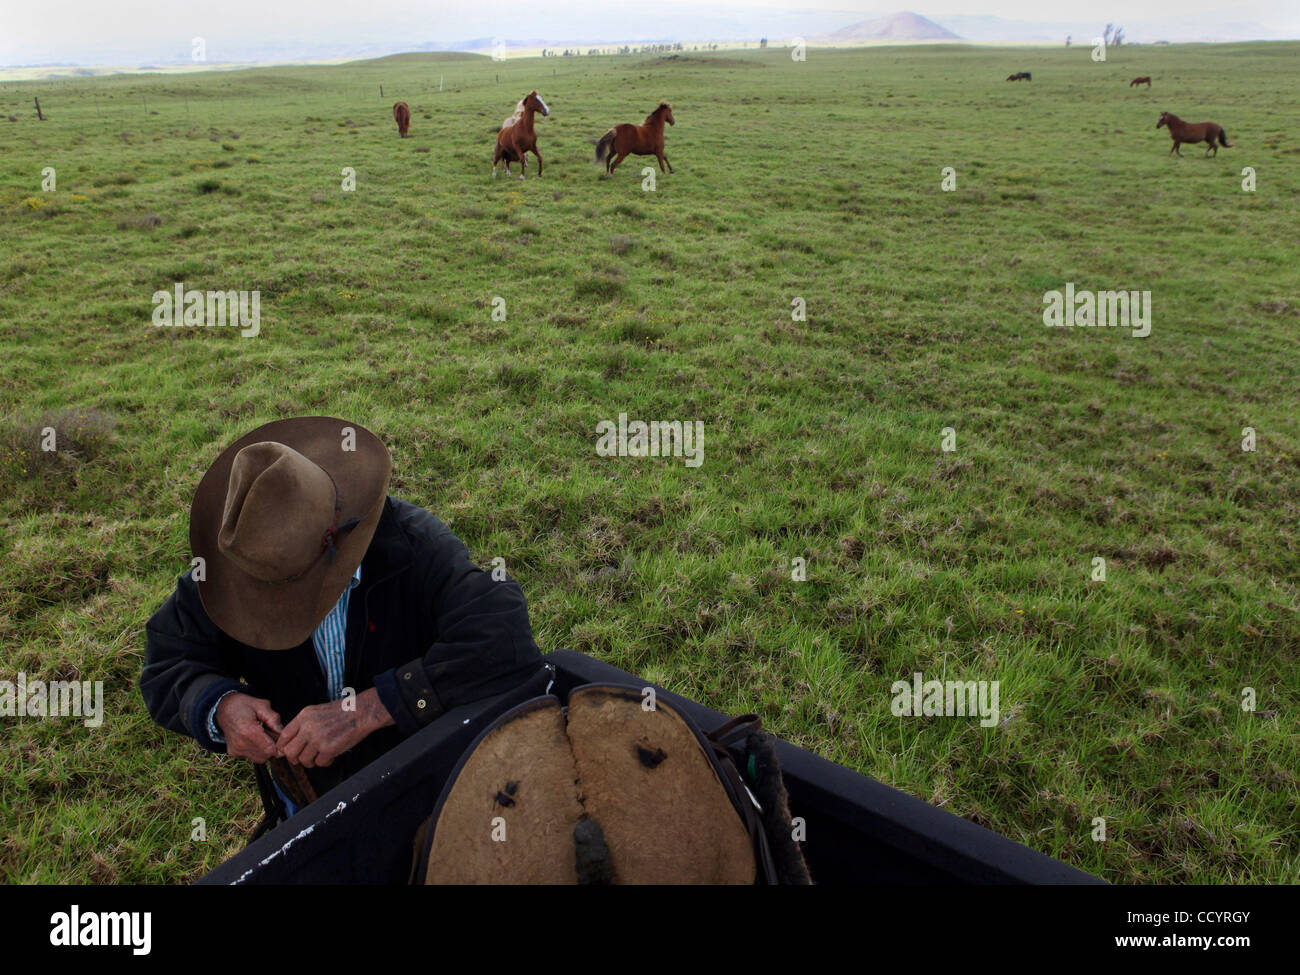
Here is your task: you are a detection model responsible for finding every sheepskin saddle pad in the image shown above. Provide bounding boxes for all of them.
[419,683,804,884]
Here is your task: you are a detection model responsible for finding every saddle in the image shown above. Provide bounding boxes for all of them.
[415,683,812,884]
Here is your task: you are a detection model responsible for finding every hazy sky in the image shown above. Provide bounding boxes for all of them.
[5,1,1297,64]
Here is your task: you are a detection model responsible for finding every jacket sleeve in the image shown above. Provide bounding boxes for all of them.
[139,571,256,754]
[372,506,543,737]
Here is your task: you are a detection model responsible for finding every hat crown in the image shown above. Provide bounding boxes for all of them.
[189,416,391,650]
[217,442,338,582]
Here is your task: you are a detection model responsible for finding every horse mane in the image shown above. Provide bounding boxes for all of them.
[501,97,527,129]
[644,102,671,125]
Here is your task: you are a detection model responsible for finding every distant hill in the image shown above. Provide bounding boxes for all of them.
[933,14,1282,43]
[350,51,487,65]
[819,11,962,43]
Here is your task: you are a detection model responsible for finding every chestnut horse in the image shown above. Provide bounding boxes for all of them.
[595,102,675,175]
[1157,111,1232,157]
[1130,76,1152,88]
[393,101,411,138]
[493,91,549,179]
[1005,72,1031,81]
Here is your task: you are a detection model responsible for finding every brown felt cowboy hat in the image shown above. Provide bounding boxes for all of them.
[189,417,392,650]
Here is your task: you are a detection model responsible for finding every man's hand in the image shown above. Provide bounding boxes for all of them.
[277,688,395,768]
[215,694,283,763]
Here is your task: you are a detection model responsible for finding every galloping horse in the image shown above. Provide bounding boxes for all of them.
[594,102,675,175]
[393,102,411,138]
[1157,111,1232,157]
[1005,72,1031,81]
[493,91,549,179]
[1130,76,1152,88]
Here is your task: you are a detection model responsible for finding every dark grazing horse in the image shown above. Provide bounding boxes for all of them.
[1157,111,1232,157]
[493,91,549,179]
[1006,72,1031,81]
[594,102,675,175]
[393,102,411,138]
[1130,76,1152,88]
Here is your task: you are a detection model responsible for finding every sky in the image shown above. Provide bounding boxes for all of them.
[3,1,1297,65]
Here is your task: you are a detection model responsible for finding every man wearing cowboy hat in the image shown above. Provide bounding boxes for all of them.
[140,417,543,809]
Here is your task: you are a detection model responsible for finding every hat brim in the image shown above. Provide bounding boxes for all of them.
[190,417,392,650]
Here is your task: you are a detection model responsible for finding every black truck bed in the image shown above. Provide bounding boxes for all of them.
[199,650,1104,884]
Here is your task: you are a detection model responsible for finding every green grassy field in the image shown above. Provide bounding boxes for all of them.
[1,41,1297,884]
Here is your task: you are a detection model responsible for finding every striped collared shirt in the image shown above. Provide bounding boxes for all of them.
[207,565,361,743]
[311,564,361,702]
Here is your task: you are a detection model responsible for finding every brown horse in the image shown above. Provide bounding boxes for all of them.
[1005,72,1031,81]
[595,102,676,175]
[1157,111,1232,157]
[493,91,549,179]
[1130,76,1152,88]
[393,101,411,138]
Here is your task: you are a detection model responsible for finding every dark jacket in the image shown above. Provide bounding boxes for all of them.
[140,496,543,793]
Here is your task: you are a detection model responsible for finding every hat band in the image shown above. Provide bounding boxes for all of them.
[266,469,363,585]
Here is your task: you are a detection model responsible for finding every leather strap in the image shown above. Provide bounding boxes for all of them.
[249,762,285,843]
[709,714,763,747]
[705,715,779,884]
[266,726,318,810]
[248,725,319,845]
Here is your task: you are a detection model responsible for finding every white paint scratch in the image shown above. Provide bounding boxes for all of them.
[230,800,348,884]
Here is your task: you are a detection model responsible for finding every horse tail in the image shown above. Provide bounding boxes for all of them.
[1219,129,1232,148]
[595,129,616,163]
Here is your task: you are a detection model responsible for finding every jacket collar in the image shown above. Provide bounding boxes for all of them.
[358,497,415,590]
